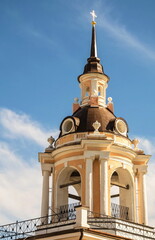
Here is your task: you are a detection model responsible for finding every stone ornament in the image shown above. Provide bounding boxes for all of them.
[132,138,144,154]
[92,120,101,133]
[108,97,113,103]
[45,136,55,152]
[132,138,139,150]
[74,97,79,103]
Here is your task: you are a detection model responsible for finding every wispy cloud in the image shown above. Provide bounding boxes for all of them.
[0,142,41,224]
[0,108,59,147]
[134,136,155,226]
[0,108,59,224]
[137,136,155,226]
[99,18,155,60]
[147,163,155,226]
[90,3,155,61]
[24,26,55,47]
[138,137,155,156]
[5,7,56,49]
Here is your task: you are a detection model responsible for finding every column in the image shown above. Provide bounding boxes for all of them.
[138,171,148,225]
[41,164,52,220]
[41,170,50,218]
[135,174,139,223]
[91,78,97,96]
[100,159,108,215]
[85,158,93,211]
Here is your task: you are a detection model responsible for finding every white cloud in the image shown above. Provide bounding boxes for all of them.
[134,136,155,226]
[0,142,42,224]
[0,108,59,147]
[25,26,55,47]
[97,9,155,61]
[138,137,155,156]
[0,108,59,224]
[147,163,155,227]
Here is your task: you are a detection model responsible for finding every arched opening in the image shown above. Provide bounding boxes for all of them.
[68,170,81,204]
[56,167,81,219]
[85,86,90,96]
[98,86,103,96]
[110,168,134,221]
[111,171,119,205]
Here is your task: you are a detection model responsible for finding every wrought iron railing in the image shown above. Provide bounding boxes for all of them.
[1,204,155,240]
[0,203,79,240]
[87,210,155,239]
[88,203,129,222]
[0,216,46,240]
[111,203,129,220]
[58,202,80,221]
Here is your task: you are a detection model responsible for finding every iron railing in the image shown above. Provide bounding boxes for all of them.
[0,216,46,240]
[111,203,129,220]
[0,203,79,240]
[59,202,80,220]
[88,203,129,222]
[87,211,155,239]
[1,203,155,240]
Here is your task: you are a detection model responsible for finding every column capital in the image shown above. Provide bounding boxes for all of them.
[99,151,110,162]
[100,157,109,162]
[85,156,95,161]
[133,154,151,165]
[41,163,53,175]
[38,152,54,163]
[133,165,148,175]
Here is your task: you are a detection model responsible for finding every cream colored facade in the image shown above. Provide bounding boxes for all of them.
[39,130,150,226]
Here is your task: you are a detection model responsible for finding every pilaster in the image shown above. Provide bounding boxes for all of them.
[100,158,108,215]
[85,158,93,211]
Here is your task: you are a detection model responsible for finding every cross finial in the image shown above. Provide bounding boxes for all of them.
[90,10,97,22]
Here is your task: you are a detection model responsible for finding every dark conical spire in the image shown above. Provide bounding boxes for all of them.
[82,11,104,75]
[78,11,109,82]
[90,23,97,58]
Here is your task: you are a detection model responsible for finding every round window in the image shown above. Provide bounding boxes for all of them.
[115,119,128,136]
[117,120,126,133]
[62,118,75,134]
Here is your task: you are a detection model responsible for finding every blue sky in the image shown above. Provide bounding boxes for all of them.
[0,0,155,226]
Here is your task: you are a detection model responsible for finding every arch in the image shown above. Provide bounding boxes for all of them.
[85,86,90,96]
[111,171,119,205]
[98,85,103,96]
[110,168,134,221]
[56,166,81,213]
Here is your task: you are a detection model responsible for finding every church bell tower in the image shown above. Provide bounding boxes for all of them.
[38,11,154,240]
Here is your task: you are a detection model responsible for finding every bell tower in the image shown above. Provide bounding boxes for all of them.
[38,11,152,238]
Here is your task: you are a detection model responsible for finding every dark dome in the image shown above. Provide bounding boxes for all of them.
[73,106,116,132]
